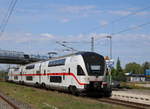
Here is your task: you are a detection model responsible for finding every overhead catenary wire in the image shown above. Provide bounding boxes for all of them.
[0,0,18,37]
[84,5,150,34]
[57,6,150,56]
[61,41,90,44]
[56,41,78,52]
[111,21,150,36]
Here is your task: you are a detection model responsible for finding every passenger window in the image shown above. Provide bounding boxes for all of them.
[26,76,33,81]
[36,70,40,74]
[14,76,18,80]
[50,76,62,83]
[77,65,85,76]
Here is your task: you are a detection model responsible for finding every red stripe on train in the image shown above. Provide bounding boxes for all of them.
[10,73,87,85]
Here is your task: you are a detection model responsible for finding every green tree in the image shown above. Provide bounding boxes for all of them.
[116,57,122,72]
[142,62,150,73]
[124,62,143,74]
[0,70,8,81]
[111,57,126,81]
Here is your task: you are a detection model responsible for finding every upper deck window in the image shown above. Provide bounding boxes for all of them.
[14,68,19,71]
[48,59,65,67]
[25,65,35,70]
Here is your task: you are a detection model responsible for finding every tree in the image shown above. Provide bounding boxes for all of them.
[142,62,150,73]
[116,57,122,72]
[124,62,143,74]
[111,57,126,81]
[0,70,8,81]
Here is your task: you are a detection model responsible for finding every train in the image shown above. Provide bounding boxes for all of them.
[7,51,112,97]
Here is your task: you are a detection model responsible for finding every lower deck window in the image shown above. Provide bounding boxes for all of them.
[50,76,62,83]
[26,76,33,81]
[14,76,18,80]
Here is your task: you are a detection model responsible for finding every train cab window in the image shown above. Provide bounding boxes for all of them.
[81,52,105,76]
[77,65,85,76]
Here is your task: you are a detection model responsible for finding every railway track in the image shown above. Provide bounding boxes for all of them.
[0,91,32,109]
[0,94,19,109]
[98,98,150,109]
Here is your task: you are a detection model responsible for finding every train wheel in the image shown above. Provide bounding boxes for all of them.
[104,90,112,97]
[21,81,24,85]
[41,83,48,90]
[69,86,79,96]
[35,83,39,88]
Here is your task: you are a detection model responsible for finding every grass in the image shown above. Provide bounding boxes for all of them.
[121,82,150,90]
[0,82,129,109]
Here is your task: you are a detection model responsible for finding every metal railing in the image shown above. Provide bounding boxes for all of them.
[0,49,48,64]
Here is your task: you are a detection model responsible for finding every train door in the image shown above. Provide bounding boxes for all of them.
[68,67,73,84]
[39,64,42,83]
[62,68,66,82]
[36,63,42,84]
[20,67,23,81]
[9,69,13,80]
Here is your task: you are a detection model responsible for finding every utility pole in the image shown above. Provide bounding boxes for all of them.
[91,36,94,52]
[106,36,112,59]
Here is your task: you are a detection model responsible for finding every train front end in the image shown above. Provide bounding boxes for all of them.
[81,52,112,97]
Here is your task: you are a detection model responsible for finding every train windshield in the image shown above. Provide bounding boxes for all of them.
[81,52,105,76]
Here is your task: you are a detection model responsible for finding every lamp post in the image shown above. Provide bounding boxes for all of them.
[106,36,112,59]
[91,36,94,52]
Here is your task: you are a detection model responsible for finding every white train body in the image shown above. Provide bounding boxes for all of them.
[8,52,112,96]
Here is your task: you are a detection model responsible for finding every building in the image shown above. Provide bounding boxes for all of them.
[126,73,145,82]
[145,69,150,81]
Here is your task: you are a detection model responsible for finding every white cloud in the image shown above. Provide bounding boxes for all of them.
[60,5,96,13]
[108,10,131,16]
[60,18,70,23]
[58,5,101,18]
[136,11,150,16]
[0,33,55,43]
[113,34,150,42]
[92,33,109,40]
[99,20,108,27]
[108,10,150,16]
[1,32,150,47]
[40,33,54,38]
[58,33,109,42]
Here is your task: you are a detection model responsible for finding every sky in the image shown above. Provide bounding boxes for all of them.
[0,0,150,68]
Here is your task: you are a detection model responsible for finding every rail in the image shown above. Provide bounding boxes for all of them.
[0,92,33,109]
[98,98,150,109]
[0,93,19,109]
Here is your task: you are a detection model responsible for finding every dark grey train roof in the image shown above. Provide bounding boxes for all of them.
[25,51,103,65]
[49,51,103,60]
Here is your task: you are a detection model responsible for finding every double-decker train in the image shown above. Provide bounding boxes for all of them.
[8,52,112,97]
